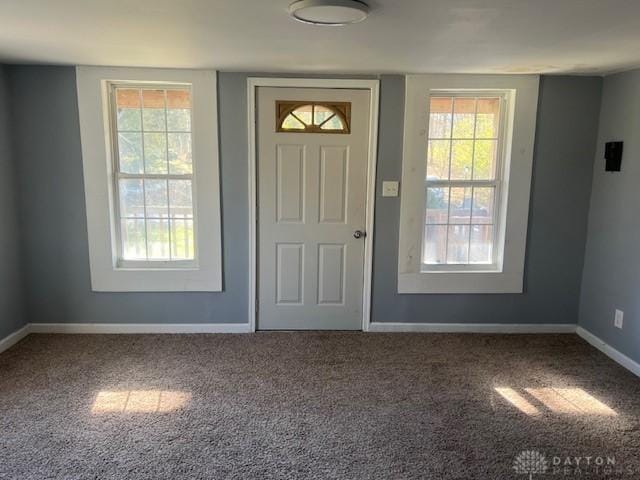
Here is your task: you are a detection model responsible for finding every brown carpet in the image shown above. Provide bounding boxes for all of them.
[1,332,639,479]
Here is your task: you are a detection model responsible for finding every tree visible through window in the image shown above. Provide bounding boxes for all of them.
[112,85,196,264]
[423,94,503,267]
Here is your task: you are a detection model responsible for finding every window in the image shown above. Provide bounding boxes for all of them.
[112,85,196,266]
[398,75,539,294]
[423,94,505,270]
[77,67,222,292]
[276,101,350,133]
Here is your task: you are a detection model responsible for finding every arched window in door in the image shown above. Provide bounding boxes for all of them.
[276,101,351,133]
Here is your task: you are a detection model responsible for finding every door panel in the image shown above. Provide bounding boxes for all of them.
[276,145,305,223]
[319,146,348,223]
[257,87,370,330]
[318,244,345,305]
[275,243,304,304]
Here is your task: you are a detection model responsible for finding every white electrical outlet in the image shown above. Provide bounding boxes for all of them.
[614,309,624,329]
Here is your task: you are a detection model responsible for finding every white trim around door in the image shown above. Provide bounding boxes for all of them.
[247,77,380,332]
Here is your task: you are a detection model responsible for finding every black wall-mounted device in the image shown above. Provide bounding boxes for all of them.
[605,141,623,172]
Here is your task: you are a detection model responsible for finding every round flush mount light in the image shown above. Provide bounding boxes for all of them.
[289,0,370,26]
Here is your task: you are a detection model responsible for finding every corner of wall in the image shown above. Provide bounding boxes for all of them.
[0,64,28,339]
[575,76,605,325]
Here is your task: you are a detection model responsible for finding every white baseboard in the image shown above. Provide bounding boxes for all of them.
[29,323,252,334]
[1,323,253,351]
[368,322,577,333]
[576,326,640,378]
[0,324,31,354]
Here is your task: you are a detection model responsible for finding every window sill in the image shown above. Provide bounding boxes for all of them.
[116,261,199,271]
[398,271,524,294]
[90,265,221,292]
[421,263,500,273]
[115,267,199,272]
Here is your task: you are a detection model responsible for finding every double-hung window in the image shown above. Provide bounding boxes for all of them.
[398,75,539,294]
[423,93,505,270]
[112,85,196,267]
[77,67,222,292]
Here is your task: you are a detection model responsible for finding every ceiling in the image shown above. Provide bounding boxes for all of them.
[1,0,640,75]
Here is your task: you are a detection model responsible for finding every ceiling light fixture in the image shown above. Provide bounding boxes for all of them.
[289,0,370,26]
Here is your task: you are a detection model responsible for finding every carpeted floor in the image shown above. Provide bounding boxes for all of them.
[1,333,640,479]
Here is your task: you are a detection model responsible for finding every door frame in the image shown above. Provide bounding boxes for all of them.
[247,77,380,332]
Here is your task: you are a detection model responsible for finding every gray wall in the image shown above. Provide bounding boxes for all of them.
[0,65,26,338]
[371,75,602,324]
[9,67,248,325]
[6,67,602,327]
[579,68,640,363]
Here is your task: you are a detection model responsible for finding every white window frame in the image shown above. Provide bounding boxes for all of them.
[108,82,198,270]
[422,90,509,272]
[398,74,539,294]
[77,67,222,292]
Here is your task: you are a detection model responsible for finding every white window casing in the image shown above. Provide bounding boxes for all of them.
[76,67,222,292]
[398,74,540,294]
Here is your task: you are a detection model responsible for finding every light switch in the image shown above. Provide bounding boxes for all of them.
[382,181,399,197]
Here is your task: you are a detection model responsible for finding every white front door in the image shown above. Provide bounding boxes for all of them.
[257,87,371,330]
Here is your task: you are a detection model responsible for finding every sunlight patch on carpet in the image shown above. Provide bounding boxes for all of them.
[92,390,191,413]
[526,388,617,416]
[495,387,541,415]
[495,387,617,416]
